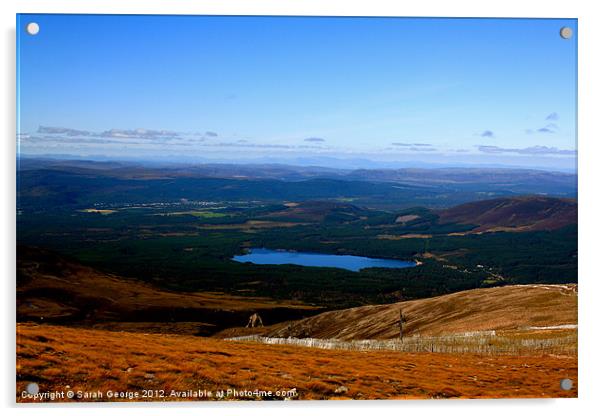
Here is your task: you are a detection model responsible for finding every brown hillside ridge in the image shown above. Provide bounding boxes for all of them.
[17,246,321,335]
[221,284,577,340]
[437,196,577,232]
[16,323,577,401]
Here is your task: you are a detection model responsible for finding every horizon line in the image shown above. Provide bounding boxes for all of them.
[17,153,577,174]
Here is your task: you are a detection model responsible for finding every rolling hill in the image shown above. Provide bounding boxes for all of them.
[264,200,366,223]
[223,284,578,340]
[17,246,321,335]
[437,196,577,232]
[17,159,577,210]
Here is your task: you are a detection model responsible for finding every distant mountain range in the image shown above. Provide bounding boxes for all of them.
[18,153,578,173]
[17,158,577,210]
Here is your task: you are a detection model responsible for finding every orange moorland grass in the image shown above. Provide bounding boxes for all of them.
[257,284,578,341]
[17,323,577,402]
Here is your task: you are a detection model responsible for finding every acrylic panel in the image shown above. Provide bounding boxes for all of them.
[16,14,577,402]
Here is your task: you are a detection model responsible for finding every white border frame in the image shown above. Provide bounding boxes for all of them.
[2,1,601,415]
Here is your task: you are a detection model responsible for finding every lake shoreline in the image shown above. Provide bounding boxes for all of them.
[232,248,417,272]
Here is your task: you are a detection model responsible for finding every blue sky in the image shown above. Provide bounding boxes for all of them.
[17,14,577,171]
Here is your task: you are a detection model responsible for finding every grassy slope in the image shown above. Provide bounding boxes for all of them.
[16,323,577,402]
[228,284,578,340]
[437,196,577,232]
[18,246,320,334]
